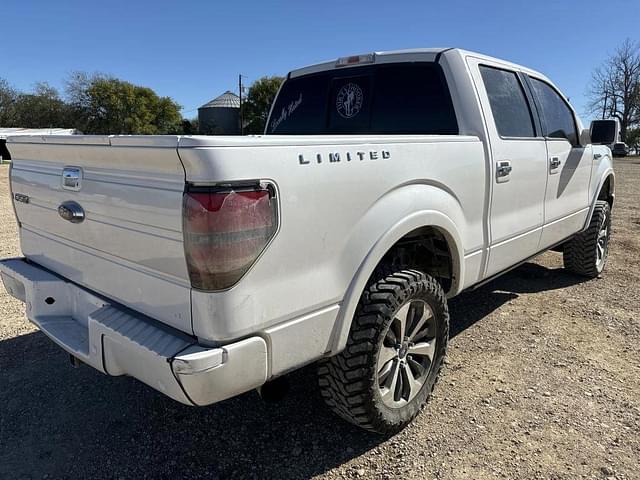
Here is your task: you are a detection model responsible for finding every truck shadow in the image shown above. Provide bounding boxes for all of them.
[449,261,587,338]
[0,261,587,479]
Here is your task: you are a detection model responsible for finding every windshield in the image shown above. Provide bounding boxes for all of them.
[266,62,458,135]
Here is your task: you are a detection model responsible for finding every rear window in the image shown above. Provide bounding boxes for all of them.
[267,62,458,135]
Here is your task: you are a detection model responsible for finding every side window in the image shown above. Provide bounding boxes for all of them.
[529,77,578,146]
[479,66,536,138]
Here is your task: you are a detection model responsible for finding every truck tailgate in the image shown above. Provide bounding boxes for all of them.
[7,135,192,334]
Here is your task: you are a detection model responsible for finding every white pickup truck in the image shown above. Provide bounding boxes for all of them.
[1,48,616,434]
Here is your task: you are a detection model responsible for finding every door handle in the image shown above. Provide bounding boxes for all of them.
[496,160,512,182]
[549,157,561,169]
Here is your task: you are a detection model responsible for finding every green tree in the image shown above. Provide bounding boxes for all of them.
[0,78,18,126]
[1,80,69,128]
[12,82,70,128]
[242,76,284,134]
[180,118,199,135]
[65,73,182,134]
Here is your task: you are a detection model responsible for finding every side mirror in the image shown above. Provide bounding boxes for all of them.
[590,119,619,145]
[579,128,591,146]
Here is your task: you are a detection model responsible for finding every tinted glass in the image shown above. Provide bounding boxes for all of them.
[529,77,578,145]
[328,74,372,133]
[267,74,329,134]
[267,63,458,135]
[479,66,535,138]
[370,64,458,134]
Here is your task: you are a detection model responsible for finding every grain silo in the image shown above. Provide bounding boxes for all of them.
[198,91,240,135]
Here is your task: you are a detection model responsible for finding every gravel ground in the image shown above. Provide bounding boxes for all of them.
[0,159,639,480]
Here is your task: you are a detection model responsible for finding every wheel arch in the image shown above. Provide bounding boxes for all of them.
[597,173,615,208]
[329,210,464,354]
[583,169,615,232]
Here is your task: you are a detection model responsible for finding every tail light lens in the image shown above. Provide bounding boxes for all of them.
[183,184,278,290]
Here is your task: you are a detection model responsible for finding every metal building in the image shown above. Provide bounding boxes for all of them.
[198,91,240,135]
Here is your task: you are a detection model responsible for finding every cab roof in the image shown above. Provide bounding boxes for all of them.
[288,47,549,84]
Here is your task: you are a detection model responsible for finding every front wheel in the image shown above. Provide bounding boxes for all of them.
[563,200,611,277]
[317,269,449,435]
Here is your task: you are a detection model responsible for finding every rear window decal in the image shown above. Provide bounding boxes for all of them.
[336,83,363,119]
[270,93,303,131]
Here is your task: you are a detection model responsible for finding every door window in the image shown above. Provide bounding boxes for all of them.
[479,66,536,138]
[529,78,578,146]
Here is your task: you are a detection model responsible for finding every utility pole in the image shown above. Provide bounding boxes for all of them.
[239,74,244,136]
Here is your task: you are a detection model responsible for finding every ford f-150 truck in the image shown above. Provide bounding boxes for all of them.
[1,48,616,434]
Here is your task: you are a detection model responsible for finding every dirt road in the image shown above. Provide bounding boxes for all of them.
[0,160,638,479]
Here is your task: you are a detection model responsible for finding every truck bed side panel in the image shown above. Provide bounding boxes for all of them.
[178,135,485,342]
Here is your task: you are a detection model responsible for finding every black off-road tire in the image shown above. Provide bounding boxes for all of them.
[317,269,449,435]
[563,200,611,278]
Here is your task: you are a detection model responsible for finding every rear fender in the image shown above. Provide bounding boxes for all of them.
[330,184,465,354]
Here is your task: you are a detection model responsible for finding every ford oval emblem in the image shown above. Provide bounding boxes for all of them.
[58,201,85,223]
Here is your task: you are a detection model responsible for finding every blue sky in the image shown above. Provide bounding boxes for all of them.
[1,0,638,124]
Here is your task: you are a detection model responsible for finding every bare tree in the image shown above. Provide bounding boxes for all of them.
[587,39,640,141]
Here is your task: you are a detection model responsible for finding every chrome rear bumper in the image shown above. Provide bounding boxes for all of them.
[0,258,268,406]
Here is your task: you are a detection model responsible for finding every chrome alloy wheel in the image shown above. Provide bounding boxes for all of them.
[377,299,437,408]
[596,212,609,271]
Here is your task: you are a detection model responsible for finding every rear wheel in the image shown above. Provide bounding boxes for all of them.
[317,269,449,434]
[563,200,611,277]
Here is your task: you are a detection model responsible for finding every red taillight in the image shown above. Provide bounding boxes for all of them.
[183,185,277,290]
